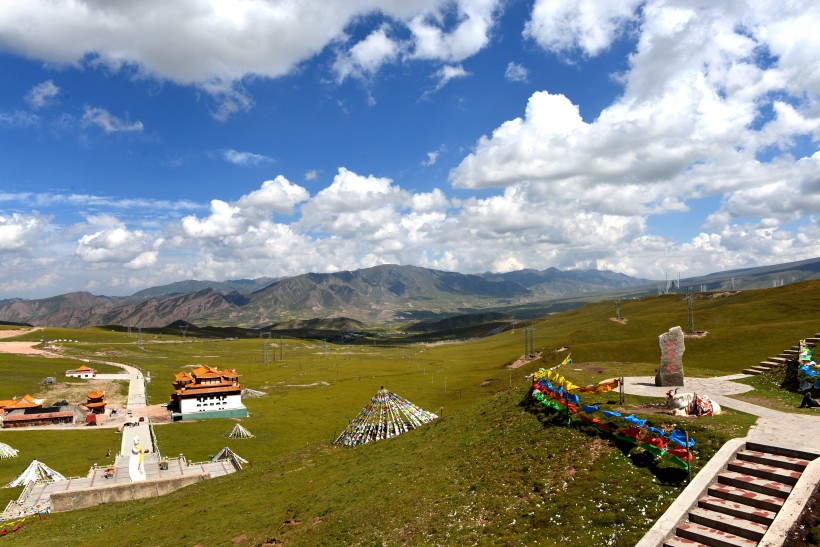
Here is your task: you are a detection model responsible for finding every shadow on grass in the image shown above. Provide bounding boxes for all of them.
[520,392,689,485]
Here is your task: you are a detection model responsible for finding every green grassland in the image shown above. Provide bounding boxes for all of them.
[0,281,817,545]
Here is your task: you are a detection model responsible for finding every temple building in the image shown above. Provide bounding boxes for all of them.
[168,365,247,420]
[85,391,107,414]
[66,365,97,378]
[0,394,45,412]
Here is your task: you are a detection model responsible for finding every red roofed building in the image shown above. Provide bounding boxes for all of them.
[66,365,96,378]
[0,394,45,412]
[169,365,247,420]
[85,391,107,414]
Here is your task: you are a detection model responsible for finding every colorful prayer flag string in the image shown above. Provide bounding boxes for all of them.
[530,368,694,470]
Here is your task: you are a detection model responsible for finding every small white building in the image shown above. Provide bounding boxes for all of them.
[65,365,96,379]
[169,365,247,420]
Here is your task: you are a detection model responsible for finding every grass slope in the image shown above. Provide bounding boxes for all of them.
[2,385,755,546]
[0,281,816,544]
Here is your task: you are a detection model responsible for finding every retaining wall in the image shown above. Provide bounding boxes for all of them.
[50,473,210,512]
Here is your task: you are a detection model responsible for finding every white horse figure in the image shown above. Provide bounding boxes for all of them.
[665,388,722,416]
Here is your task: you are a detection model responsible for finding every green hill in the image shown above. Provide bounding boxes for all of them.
[0,281,817,545]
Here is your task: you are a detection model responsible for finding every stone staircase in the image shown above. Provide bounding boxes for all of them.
[663,442,818,547]
[742,334,819,376]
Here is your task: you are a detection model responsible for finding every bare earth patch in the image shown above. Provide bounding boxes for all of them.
[507,351,543,369]
[34,379,129,410]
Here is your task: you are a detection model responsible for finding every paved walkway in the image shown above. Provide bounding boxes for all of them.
[622,374,820,453]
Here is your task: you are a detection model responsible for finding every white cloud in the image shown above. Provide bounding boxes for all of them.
[223,149,273,167]
[0,110,39,127]
[81,106,143,133]
[334,25,401,82]
[0,213,48,251]
[524,0,641,57]
[504,62,528,82]
[25,80,60,108]
[75,224,160,265]
[0,1,503,117]
[422,151,439,166]
[408,0,502,62]
[428,64,470,96]
[451,1,820,229]
[304,170,319,181]
[237,176,310,214]
[181,176,309,240]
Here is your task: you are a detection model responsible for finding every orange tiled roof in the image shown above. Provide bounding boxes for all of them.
[87,391,105,399]
[191,365,224,378]
[75,365,92,371]
[2,394,45,409]
[86,400,107,408]
[175,384,242,397]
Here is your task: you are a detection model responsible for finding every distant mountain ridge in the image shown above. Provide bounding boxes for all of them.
[0,258,816,329]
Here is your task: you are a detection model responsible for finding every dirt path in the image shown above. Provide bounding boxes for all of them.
[0,327,59,356]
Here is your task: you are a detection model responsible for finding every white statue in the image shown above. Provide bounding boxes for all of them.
[129,435,147,482]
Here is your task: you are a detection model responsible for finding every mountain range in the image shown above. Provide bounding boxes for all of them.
[0,258,817,329]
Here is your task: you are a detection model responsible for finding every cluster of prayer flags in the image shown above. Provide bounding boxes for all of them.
[334,388,438,447]
[530,365,694,470]
[798,340,819,390]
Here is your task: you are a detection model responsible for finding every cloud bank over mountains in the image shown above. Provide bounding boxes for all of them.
[0,0,818,298]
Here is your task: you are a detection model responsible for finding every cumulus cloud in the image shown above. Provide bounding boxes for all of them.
[81,106,143,133]
[524,0,642,57]
[334,25,401,82]
[182,176,309,239]
[0,1,503,117]
[408,0,502,62]
[75,223,161,265]
[452,0,820,229]
[25,80,60,108]
[0,213,49,251]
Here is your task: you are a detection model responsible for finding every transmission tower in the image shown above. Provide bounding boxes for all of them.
[523,326,535,357]
[137,328,144,350]
[615,299,621,320]
[179,324,188,340]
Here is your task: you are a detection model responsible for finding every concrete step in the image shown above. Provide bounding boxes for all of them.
[767,356,787,364]
[697,495,776,525]
[745,441,820,462]
[736,449,811,472]
[727,459,802,486]
[663,536,710,546]
[675,522,757,547]
[718,471,792,498]
[741,366,770,375]
[756,360,781,369]
[688,506,768,541]
[708,482,786,512]
[805,337,819,345]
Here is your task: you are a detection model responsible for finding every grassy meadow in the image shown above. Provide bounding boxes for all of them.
[0,280,817,545]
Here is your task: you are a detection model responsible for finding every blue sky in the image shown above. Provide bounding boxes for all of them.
[0,0,818,299]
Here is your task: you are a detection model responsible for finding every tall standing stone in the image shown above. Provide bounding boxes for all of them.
[655,326,685,386]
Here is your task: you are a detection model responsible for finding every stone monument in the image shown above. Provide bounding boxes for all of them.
[655,326,685,386]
